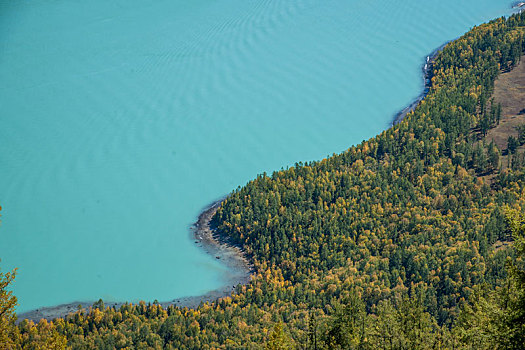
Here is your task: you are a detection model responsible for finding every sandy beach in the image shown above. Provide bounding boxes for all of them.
[17,200,253,323]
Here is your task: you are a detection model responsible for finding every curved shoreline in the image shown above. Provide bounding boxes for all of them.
[17,199,252,323]
[392,42,448,125]
[190,199,253,293]
[18,43,448,324]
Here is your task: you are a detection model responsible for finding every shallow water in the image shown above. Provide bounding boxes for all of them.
[0,0,514,312]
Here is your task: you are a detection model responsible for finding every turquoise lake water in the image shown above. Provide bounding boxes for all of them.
[0,0,515,312]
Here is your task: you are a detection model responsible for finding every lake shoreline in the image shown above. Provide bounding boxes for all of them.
[16,200,253,323]
[392,42,448,125]
[17,43,450,324]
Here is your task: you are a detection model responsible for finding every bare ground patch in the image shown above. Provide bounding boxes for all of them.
[486,56,525,152]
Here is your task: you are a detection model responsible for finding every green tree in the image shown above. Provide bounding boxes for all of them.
[390,295,440,350]
[496,103,502,124]
[501,209,525,348]
[488,141,501,171]
[323,292,368,349]
[480,115,491,136]
[507,136,519,154]
[455,209,525,349]
[265,323,290,350]
[517,124,525,145]
[306,313,319,350]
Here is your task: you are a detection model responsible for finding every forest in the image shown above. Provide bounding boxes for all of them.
[1,11,525,350]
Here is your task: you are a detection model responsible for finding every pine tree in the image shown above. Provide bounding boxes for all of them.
[488,142,501,172]
[507,136,519,154]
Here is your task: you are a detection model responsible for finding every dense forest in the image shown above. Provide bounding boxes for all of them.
[2,11,525,349]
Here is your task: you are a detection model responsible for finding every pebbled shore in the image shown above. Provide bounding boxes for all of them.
[17,200,253,323]
[190,199,253,300]
[392,43,448,125]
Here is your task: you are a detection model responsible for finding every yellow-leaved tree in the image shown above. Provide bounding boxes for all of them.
[0,266,19,348]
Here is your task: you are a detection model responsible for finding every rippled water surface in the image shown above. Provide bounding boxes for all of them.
[0,0,514,311]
